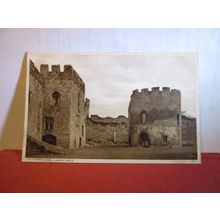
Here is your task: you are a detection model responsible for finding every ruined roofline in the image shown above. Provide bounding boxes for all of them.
[131,87,181,98]
[29,60,44,85]
[88,114,128,126]
[39,63,85,86]
[90,114,128,120]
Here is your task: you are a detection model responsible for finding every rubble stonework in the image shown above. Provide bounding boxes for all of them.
[28,60,90,149]
[86,115,128,145]
[181,115,197,146]
[28,60,197,150]
[128,87,182,147]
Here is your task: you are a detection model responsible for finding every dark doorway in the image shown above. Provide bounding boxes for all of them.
[42,134,57,145]
[162,135,168,144]
[139,132,150,147]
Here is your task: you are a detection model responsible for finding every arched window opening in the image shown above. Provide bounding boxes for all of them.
[52,91,60,106]
[141,111,147,124]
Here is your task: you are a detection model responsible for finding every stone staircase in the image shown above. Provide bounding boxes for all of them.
[26,135,68,156]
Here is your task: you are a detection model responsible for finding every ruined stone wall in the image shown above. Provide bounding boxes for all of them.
[181,115,197,146]
[86,115,129,146]
[27,61,43,140]
[128,87,181,147]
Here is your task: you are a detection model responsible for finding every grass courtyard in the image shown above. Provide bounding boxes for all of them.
[28,145,198,161]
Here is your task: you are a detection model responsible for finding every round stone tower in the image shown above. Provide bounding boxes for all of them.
[128,87,181,147]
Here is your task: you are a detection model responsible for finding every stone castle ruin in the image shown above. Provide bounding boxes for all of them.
[27,60,196,152]
[86,115,128,146]
[28,60,90,149]
[128,87,182,147]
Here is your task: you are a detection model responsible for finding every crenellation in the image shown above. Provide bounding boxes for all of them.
[131,87,181,97]
[132,89,139,95]
[39,64,85,89]
[141,88,149,93]
[171,89,181,96]
[64,65,73,73]
[151,87,160,92]
[28,60,89,149]
[40,64,49,74]
[162,87,170,92]
[51,65,60,73]
[129,86,182,147]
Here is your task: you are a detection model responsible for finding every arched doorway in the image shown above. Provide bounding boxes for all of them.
[42,134,57,145]
[139,132,150,147]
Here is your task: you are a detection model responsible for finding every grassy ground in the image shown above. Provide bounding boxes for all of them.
[28,145,198,160]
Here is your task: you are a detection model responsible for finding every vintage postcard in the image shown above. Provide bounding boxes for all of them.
[22,52,200,163]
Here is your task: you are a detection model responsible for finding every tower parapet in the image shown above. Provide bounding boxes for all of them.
[30,60,44,85]
[51,65,60,73]
[130,87,181,99]
[40,64,49,74]
[39,64,85,89]
[128,86,182,147]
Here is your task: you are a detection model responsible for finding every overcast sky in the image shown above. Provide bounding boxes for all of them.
[30,53,198,118]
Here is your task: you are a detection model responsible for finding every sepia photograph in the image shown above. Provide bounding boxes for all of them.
[22,52,200,163]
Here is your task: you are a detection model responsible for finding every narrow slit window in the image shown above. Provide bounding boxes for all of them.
[141,111,147,124]
[82,125,84,137]
[45,117,54,130]
[52,91,60,106]
[177,113,180,126]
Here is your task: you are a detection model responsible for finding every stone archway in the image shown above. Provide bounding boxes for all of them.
[42,134,57,145]
[139,132,150,147]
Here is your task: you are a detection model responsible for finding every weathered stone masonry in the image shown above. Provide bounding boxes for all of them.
[28,60,196,149]
[86,115,128,145]
[181,115,197,146]
[28,60,90,149]
[86,87,196,147]
[128,87,182,147]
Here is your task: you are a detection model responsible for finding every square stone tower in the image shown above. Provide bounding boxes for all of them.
[28,60,90,149]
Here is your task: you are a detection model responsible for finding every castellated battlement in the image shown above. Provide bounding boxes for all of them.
[131,87,180,98]
[39,64,85,89]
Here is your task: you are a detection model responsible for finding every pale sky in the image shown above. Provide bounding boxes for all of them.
[29,53,198,118]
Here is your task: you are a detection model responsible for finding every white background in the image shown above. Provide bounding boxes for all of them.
[0,29,220,152]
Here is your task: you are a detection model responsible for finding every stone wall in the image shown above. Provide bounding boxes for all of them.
[40,64,89,149]
[27,61,44,140]
[28,60,89,149]
[86,115,129,146]
[128,87,181,147]
[181,115,197,146]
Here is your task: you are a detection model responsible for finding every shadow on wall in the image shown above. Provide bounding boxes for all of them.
[0,53,27,150]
